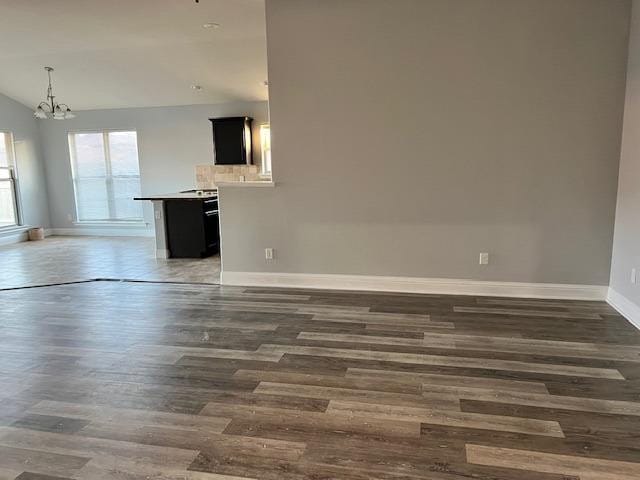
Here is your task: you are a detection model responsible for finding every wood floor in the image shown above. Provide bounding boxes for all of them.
[0,237,220,289]
[1,280,640,479]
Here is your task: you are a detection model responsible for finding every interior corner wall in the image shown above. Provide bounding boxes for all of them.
[37,101,268,232]
[610,0,640,313]
[219,0,631,286]
[0,92,51,232]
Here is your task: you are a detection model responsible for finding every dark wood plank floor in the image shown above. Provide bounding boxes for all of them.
[1,280,640,479]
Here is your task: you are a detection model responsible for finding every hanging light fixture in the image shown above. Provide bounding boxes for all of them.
[34,67,75,120]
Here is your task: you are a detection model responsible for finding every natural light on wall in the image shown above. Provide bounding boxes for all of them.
[0,132,19,228]
[260,124,271,175]
[68,131,143,223]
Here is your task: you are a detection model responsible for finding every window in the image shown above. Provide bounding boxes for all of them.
[260,124,272,175]
[0,132,19,228]
[69,131,143,223]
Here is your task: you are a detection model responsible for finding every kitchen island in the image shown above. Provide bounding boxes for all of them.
[134,190,219,259]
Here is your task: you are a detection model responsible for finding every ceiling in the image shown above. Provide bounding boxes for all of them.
[0,0,268,111]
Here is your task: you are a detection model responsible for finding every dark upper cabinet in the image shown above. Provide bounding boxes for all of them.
[210,116,253,165]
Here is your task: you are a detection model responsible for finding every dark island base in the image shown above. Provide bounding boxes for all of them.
[165,198,219,258]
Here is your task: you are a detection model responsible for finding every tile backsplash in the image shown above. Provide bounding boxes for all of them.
[196,165,265,189]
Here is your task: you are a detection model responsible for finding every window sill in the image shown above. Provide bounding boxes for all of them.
[72,221,149,228]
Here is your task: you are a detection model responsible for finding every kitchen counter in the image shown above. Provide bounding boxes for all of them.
[134,190,218,201]
[215,181,275,188]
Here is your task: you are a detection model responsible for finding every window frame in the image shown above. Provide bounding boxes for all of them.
[68,129,143,224]
[0,131,21,230]
[260,123,272,175]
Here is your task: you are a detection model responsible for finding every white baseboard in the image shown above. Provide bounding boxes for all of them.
[0,229,28,246]
[0,227,54,246]
[51,227,154,237]
[221,271,608,300]
[607,288,640,330]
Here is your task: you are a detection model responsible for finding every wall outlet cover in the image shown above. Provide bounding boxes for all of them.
[479,252,489,265]
[265,248,274,260]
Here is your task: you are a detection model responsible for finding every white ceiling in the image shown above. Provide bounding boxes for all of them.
[0,0,268,111]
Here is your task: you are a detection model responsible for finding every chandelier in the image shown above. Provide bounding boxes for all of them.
[34,67,75,120]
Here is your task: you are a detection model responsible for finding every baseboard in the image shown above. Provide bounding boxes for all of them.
[0,227,55,246]
[607,288,640,330]
[3,225,152,242]
[50,227,154,237]
[0,229,28,246]
[220,271,608,300]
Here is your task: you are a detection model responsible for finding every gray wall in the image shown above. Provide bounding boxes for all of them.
[611,0,640,306]
[38,101,268,230]
[219,0,630,285]
[0,92,51,231]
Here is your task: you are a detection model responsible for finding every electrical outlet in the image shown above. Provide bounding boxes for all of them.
[67,213,73,222]
[265,248,274,260]
[632,268,637,285]
[479,252,489,265]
